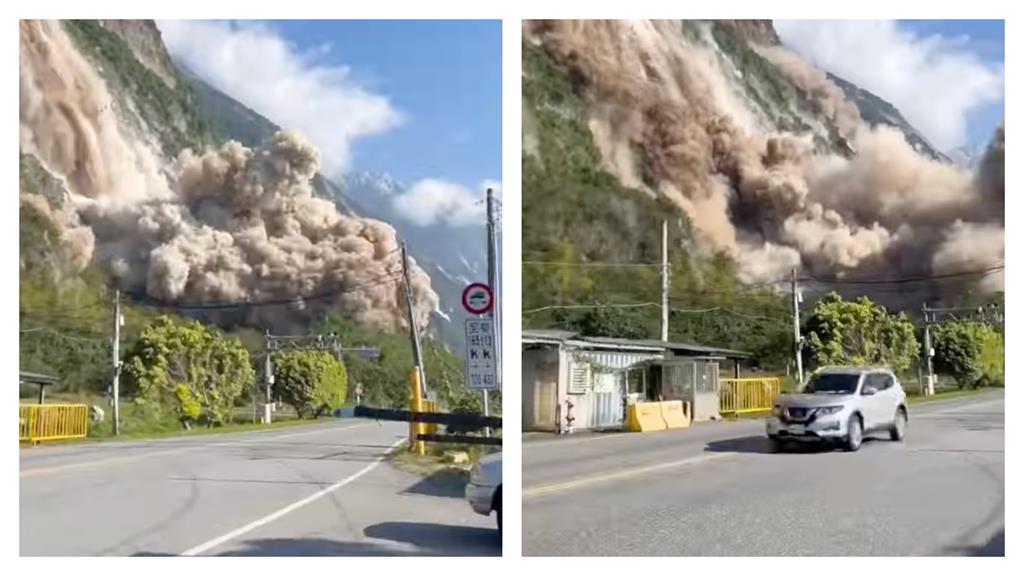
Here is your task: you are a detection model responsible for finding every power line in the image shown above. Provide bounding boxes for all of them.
[522,302,660,315]
[799,264,1004,286]
[123,269,404,311]
[523,260,660,269]
[19,327,110,344]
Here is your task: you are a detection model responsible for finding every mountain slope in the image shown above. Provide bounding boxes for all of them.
[521,19,1003,360]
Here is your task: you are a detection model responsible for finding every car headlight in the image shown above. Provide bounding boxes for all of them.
[771,405,782,417]
[816,406,844,416]
[470,464,483,484]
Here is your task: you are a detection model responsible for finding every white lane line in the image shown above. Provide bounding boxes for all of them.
[20,422,377,478]
[523,452,735,498]
[180,437,407,556]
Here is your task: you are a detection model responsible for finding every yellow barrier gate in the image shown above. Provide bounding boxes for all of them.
[19,404,88,443]
[720,378,781,416]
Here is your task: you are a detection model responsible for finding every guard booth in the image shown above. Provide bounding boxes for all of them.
[646,358,722,422]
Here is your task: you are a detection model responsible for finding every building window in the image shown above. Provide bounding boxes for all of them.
[569,362,592,394]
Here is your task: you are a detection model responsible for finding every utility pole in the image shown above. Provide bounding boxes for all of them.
[661,220,670,342]
[922,304,935,396]
[263,344,274,424]
[111,289,122,436]
[791,269,804,388]
[484,188,500,437]
[401,241,427,455]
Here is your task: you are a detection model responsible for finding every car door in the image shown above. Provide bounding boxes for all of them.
[875,372,899,426]
[860,373,887,430]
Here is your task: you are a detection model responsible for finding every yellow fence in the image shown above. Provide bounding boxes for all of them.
[19,404,89,443]
[720,378,781,415]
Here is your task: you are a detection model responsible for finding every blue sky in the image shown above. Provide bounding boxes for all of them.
[160,19,501,191]
[777,20,1004,152]
[268,20,501,185]
[901,20,1004,148]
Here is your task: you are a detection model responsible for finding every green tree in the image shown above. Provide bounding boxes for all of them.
[122,316,253,427]
[933,322,1004,389]
[804,293,918,372]
[273,351,348,418]
[554,306,651,340]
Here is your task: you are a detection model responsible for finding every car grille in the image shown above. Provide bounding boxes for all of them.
[786,407,809,420]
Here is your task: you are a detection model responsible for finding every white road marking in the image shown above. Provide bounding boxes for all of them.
[523,452,735,498]
[180,437,407,556]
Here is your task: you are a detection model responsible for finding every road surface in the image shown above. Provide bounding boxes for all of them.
[21,420,500,556]
[523,391,1004,556]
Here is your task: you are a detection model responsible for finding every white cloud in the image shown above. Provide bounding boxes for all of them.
[775,20,1003,150]
[157,20,403,175]
[392,179,500,227]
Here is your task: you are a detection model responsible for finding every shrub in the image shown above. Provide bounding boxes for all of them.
[273,351,348,418]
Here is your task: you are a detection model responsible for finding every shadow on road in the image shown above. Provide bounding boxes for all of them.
[704,436,889,454]
[941,529,1004,556]
[363,522,500,556]
[402,469,469,498]
[134,538,429,556]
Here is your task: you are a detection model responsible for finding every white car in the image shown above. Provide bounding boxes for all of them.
[766,366,908,452]
[466,451,502,532]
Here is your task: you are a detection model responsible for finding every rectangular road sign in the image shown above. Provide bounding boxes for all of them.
[465,318,498,390]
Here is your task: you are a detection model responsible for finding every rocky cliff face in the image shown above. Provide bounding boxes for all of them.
[97,20,178,88]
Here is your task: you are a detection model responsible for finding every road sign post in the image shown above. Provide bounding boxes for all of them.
[465,318,498,392]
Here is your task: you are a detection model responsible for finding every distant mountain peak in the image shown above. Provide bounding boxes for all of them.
[343,171,405,197]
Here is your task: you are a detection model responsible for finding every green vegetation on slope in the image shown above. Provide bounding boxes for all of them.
[62,20,215,156]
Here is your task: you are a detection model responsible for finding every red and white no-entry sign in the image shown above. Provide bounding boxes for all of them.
[461,283,494,315]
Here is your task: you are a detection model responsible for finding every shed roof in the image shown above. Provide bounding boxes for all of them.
[20,371,59,386]
[521,330,751,358]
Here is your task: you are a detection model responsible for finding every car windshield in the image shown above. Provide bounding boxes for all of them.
[802,373,860,394]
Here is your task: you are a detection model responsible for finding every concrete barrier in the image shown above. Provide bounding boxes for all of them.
[626,402,666,432]
[660,400,690,429]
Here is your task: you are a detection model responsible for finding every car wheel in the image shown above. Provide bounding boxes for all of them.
[845,415,863,452]
[493,486,502,534]
[890,408,907,442]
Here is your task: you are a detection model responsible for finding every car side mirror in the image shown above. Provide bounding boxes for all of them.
[861,386,877,396]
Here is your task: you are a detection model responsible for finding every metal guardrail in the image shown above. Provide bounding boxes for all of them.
[720,378,781,415]
[19,404,89,442]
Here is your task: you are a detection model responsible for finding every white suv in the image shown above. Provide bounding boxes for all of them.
[766,366,908,452]
[466,451,502,533]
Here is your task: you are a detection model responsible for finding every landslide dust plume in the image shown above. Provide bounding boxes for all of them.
[525,20,1004,297]
[19,20,438,332]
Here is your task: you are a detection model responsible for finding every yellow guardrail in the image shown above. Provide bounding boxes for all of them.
[19,404,89,443]
[720,378,781,415]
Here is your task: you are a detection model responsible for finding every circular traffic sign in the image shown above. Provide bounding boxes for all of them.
[462,283,493,315]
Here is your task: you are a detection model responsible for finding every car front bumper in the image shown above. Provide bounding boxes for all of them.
[766,414,846,441]
[466,482,496,516]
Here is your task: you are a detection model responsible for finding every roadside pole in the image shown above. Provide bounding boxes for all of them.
[484,188,500,437]
[111,289,122,436]
[401,241,427,455]
[661,220,669,342]
[791,269,804,387]
[922,304,935,396]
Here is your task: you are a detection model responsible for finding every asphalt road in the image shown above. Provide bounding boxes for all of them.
[523,391,1004,556]
[21,420,500,556]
